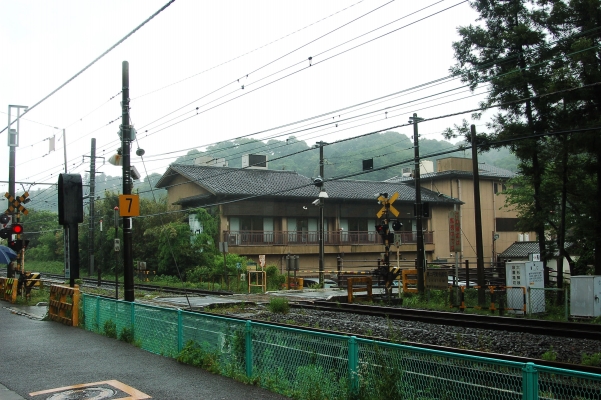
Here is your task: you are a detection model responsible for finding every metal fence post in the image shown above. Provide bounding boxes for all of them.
[177,309,183,352]
[130,302,135,335]
[348,336,359,395]
[522,362,538,400]
[245,321,253,378]
[96,296,100,332]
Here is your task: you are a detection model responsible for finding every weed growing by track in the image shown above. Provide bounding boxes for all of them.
[268,297,289,313]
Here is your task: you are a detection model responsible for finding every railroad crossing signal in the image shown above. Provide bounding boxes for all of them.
[4,192,29,215]
[376,192,399,218]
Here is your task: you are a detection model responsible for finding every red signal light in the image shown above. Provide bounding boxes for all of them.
[11,224,23,234]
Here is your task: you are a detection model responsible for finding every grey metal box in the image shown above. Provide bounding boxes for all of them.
[570,276,601,317]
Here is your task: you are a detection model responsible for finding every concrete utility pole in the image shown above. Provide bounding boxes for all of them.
[409,113,425,294]
[89,139,96,277]
[83,138,104,279]
[470,125,486,305]
[121,61,135,302]
[316,141,327,286]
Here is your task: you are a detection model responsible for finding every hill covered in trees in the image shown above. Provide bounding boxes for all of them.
[174,130,517,180]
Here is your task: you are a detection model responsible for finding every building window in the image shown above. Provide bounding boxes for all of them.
[494,183,507,194]
[496,218,520,232]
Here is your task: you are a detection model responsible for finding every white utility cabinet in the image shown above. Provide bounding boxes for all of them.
[570,276,601,317]
[505,261,545,314]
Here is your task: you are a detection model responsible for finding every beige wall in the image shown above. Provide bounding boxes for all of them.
[426,177,534,264]
[166,176,208,208]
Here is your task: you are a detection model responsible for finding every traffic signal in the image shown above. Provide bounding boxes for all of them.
[58,173,83,225]
[375,223,388,236]
[0,214,10,225]
[7,240,28,253]
[0,224,23,239]
[375,223,394,244]
[392,220,403,232]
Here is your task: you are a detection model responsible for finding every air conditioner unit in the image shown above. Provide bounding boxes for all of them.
[242,154,268,169]
[228,234,238,245]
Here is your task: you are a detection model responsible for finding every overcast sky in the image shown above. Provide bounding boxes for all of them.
[0,0,487,201]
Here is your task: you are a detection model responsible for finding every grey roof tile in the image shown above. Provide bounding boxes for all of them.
[498,242,541,258]
[156,164,461,204]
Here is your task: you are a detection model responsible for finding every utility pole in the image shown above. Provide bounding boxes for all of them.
[63,129,68,173]
[83,138,104,279]
[121,61,135,302]
[471,125,485,305]
[88,139,96,277]
[409,113,425,294]
[316,141,327,286]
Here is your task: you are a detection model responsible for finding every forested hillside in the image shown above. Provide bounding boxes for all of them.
[174,131,517,180]
[25,131,516,213]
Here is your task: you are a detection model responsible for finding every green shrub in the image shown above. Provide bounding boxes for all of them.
[581,352,601,366]
[119,326,135,343]
[266,265,286,290]
[176,340,221,374]
[542,346,557,361]
[268,297,289,314]
[103,320,117,338]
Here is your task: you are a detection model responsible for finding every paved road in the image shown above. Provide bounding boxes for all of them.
[0,304,289,399]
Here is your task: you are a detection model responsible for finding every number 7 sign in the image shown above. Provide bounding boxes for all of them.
[119,194,140,217]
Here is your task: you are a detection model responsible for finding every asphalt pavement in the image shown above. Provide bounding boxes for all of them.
[0,303,289,399]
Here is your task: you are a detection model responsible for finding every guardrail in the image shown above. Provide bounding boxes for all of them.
[0,277,18,303]
[347,277,373,303]
[48,284,80,326]
[82,294,601,399]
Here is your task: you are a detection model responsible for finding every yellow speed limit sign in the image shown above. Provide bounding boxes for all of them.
[119,194,140,217]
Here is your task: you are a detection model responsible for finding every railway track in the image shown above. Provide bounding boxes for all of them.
[17,271,601,341]
[294,300,601,341]
[39,273,234,296]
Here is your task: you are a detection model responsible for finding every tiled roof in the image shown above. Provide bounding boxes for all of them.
[498,242,541,258]
[156,164,461,204]
[498,241,574,258]
[385,162,516,183]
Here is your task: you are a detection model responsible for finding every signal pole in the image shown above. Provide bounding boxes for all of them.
[7,105,27,212]
[121,61,135,302]
[409,113,425,294]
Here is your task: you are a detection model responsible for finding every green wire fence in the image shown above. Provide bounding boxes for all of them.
[82,294,601,400]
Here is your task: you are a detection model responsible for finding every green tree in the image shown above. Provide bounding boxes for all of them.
[446,0,558,282]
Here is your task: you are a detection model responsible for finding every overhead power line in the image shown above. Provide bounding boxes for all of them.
[0,0,176,136]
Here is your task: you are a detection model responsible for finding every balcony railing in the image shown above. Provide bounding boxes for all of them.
[222,230,434,246]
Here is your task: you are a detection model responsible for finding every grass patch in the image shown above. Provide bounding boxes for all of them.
[15,286,49,305]
[581,352,601,366]
[20,261,65,275]
[541,346,557,361]
[103,319,117,338]
[267,297,289,313]
[176,340,221,374]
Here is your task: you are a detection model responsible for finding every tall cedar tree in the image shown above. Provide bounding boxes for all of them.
[447,0,554,282]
